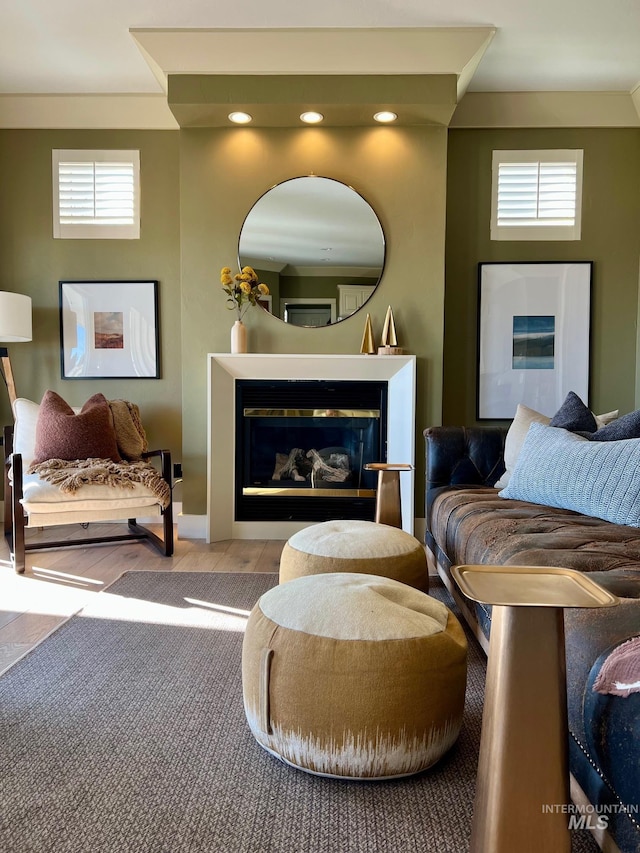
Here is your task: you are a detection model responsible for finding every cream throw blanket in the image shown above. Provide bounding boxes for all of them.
[27,458,171,509]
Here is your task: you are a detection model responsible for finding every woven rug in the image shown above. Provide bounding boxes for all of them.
[0,571,598,853]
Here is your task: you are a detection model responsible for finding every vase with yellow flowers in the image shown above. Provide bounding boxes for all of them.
[220,266,270,353]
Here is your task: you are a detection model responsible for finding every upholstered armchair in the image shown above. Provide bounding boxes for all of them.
[4,392,174,574]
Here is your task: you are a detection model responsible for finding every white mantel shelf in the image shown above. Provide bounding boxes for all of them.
[207,353,416,542]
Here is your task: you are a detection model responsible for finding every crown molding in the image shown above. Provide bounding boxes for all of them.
[167,74,457,127]
[451,91,640,128]
[1,89,638,131]
[131,27,495,100]
[0,94,178,129]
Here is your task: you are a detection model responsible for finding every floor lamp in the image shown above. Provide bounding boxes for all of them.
[0,291,32,408]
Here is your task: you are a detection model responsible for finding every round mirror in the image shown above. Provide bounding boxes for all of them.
[238,176,385,327]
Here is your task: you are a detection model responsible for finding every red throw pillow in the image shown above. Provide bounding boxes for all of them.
[32,391,122,464]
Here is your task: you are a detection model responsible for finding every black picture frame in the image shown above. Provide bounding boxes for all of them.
[59,280,160,379]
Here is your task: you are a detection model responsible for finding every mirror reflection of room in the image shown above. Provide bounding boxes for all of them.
[238,176,385,326]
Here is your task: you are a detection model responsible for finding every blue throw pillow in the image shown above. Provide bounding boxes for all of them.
[549,391,597,433]
[589,409,640,441]
[499,423,640,527]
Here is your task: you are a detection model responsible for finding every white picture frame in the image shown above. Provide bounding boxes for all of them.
[477,262,591,419]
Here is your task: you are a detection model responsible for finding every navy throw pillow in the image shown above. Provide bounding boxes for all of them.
[549,391,597,433]
[589,409,640,441]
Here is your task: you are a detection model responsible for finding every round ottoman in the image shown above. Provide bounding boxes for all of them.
[242,572,467,779]
[279,519,429,591]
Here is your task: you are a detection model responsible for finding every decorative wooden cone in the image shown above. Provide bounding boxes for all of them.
[378,306,404,355]
[381,306,397,346]
[360,313,376,354]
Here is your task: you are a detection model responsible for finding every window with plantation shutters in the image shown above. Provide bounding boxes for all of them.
[491,150,583,241]
[52,150,140,239]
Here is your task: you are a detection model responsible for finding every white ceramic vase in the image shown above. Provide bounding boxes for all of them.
[231,319,247,354]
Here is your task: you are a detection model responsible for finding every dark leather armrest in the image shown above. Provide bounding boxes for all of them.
[423,426,507,522]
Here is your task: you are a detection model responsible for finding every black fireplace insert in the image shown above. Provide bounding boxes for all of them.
[235,379,388,522]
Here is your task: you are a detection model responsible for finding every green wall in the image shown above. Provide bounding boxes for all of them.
[8,124,637,525]
[180,125,448,516]
[280,274,378,302]
[0,130,182,474]
[444,128,640,426]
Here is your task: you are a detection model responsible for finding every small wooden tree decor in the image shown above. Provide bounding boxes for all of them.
[360,313,376,354]
[378,306,403,354]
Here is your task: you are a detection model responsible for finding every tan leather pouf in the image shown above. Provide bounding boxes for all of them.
[279,519,429,592]
[242,572,468,779]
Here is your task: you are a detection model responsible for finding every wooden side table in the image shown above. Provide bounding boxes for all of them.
[363,462,413,528]
[451,564,619,853]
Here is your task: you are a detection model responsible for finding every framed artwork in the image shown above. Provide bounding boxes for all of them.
[477,262,592,419]
[59,280,159,379]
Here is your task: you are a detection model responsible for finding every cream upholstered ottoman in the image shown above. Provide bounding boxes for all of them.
[242,572,467,779]
[279,519,429,592]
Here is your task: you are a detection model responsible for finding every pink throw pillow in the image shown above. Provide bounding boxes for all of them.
[32,390,121,464]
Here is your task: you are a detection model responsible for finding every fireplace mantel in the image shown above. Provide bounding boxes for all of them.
[207,353,416,542]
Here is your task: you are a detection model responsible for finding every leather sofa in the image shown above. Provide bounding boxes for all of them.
[424,425,640,853]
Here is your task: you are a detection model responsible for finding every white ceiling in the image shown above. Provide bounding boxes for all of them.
[238,176,386,268]
[1,0,639,97]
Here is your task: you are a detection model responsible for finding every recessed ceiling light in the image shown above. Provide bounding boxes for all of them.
[300,111,324,124]
[228,111,252,124]
[373,111,398,123]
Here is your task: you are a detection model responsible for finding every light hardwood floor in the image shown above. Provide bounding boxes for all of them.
[0,523,284,674]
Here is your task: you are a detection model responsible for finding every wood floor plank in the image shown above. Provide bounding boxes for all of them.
[0,643,35,675]
[0,611,69,646]
[173,550,229,572]
[0,610,22,630]
[255,539,285,573]
[28,543,124,582]
[213,540,268,573]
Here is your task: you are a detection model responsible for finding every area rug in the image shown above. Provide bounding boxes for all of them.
[0,571,598,853]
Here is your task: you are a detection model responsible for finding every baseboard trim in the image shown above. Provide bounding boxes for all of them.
[178,512,207,540]
[1,503,420,544]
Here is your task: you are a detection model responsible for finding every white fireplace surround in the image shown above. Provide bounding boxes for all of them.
[207,353,416,542]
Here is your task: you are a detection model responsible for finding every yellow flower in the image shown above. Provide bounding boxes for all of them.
[220,263,265,320]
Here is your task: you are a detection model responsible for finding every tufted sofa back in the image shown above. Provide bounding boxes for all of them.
[423,426,507,522]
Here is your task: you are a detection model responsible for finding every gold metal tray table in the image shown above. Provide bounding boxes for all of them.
[450,564,619,853]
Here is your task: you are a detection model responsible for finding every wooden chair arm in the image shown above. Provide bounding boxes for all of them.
[3,424,14,462]
[4,425,17,538]
[141,448,172,486]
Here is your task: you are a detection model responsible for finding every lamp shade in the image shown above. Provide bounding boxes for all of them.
[0,291,32,342]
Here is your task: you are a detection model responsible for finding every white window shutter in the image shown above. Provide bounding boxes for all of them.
[491,150,583,241]
[53,150,140,239]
